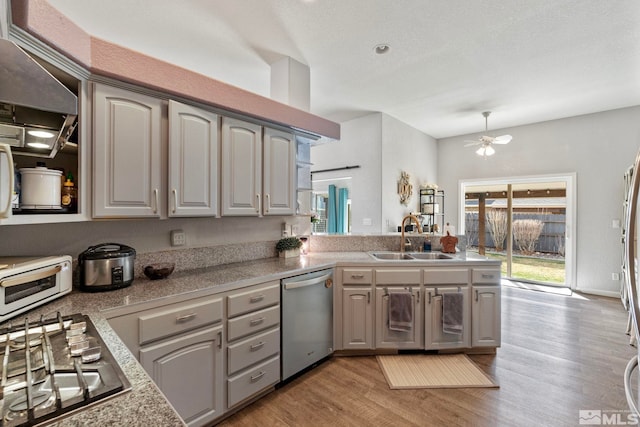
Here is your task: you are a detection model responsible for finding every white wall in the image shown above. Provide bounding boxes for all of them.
[438,106,640,295]
[311,112,438,234]
[381,114,438,232]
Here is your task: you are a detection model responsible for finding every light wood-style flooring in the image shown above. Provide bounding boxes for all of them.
[218,286,636,426]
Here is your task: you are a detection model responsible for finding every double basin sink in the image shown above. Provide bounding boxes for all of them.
[369,251,454,261]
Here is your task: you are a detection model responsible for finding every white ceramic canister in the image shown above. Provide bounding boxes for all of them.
[19,166,63,209]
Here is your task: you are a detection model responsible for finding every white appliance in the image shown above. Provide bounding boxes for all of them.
[0,143,14,219]
[624,148,640,416]
[0,255,73,322]
[281,268,334,381]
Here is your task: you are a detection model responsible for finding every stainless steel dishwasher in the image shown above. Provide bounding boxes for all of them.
[281,268,334,381]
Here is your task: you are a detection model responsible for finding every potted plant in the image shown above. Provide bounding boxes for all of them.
[276,236,302,258]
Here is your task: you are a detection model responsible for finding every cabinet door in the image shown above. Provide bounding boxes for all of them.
[424,286,471,350]
[375,287,422,349]
[342,287,373,349]
[168,100,219,217]
[140,325,224,426]
[93,83,163,217]
[263,128,295,215]
[221,117,262,216]
[471,285,501,347]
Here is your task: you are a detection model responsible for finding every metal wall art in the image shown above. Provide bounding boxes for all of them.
[398,171,413,206]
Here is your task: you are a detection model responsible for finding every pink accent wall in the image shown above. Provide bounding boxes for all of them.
[11,0,340,139]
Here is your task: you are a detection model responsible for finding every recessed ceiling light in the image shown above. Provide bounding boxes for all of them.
[26,141,51,149]
[374,44,391,55]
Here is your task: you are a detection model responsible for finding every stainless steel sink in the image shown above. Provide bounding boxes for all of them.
[369,252,454,260]
[407,252,453,260]
[370,252,414,260]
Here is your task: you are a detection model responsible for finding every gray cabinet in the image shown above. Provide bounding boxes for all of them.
[424,286,471,350]
[107,295,224,426]
[92,83,163,217]
[168,100,219,217]
[471,268,501,348]
[221,117,295,216]
[140,325,224,426]
[375,287,422,349]
[341,287,373,349]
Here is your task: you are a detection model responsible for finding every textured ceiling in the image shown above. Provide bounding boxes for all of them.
[47,0,640,139]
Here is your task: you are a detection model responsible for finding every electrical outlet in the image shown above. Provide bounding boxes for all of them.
[612,272,620,281]
[171,229,186,246]
[291,224,299,236]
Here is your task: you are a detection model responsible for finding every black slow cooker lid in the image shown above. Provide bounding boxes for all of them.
[79,243,136,261]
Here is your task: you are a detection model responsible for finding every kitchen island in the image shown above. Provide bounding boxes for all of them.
[1,251,499,426]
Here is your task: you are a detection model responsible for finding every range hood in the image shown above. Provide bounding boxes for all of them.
[0,38,77,158]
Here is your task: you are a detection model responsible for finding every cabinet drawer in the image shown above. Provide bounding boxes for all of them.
[227,282,280,317]
[472,268,501,285]
[341,268,373,284]
[424,268,469,285]
[227,356,280,409]
[227,328,280,376]
[375,269,421,285]
[227,305,280,341]
[138,297,223,344]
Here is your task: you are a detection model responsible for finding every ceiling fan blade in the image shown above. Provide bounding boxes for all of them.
[464,140,482,147]
[492,134,512,144]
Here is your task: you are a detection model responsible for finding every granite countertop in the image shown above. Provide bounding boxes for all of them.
[5,251,496,426]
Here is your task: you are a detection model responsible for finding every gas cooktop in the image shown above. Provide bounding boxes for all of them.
[0,313,130,426]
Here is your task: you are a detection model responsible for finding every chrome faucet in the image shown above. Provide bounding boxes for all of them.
[400,214,423,253]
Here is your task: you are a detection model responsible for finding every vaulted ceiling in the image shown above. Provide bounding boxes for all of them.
[48,0,640,139]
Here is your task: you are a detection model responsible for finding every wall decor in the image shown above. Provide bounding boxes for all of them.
[398,171,413,206]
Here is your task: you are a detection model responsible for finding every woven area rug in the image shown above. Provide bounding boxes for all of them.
[376,354,499,389]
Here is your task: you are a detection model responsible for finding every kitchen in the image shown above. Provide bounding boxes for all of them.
[0,0,639,426]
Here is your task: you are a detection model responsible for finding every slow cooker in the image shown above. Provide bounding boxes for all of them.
[78,243,136,291]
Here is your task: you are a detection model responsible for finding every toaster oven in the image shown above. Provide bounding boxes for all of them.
[0,255,72,322]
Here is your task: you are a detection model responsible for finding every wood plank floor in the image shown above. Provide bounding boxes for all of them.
[218,286,637,426]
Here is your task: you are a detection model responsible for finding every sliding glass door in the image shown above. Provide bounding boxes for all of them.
[460,174,576,288]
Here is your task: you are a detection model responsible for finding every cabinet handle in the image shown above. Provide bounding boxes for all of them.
[175,313,196,323]
[264,194,270,213]
[250,371,266,382]
[367,291,370,304]
[417,290,420,305]
[475,290,479,302]
[217,331,222,349]
[172,189,178,213]
[250,317,265,326]
[351,274,364,279]
[428,291,432,304]
[250,341,265,351]
[256,193,261,214]
[151,188,159,214]
[250,295,265,303]
[481,274,494,279]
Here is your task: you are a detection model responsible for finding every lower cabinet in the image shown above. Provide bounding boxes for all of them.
[471,285,501,347]
[341,287,374,349]
[140,325,224,426]
[375,287,422,349]
[424,286,471,350]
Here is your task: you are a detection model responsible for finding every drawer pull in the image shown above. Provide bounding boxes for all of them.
[250,341,265,351]
[351,274,364,279]
[175,313,197,323]
[481,274,494,279]
[250,371,266,382]
[249,317,265,326]
[250,295,265,303]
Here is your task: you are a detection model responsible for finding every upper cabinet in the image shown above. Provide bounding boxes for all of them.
[221,118,295,216]
[168,100,219,217]
[92,83,163,218]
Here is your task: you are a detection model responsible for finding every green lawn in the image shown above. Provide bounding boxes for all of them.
[480,252,566,284]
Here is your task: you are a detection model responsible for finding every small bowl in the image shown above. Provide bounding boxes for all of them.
[144,263,175,280]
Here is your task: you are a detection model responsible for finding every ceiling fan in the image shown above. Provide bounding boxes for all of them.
[464,111,512,156]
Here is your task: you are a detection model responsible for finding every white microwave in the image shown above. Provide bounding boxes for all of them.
[0,255,73,322]
[0,143,14,219]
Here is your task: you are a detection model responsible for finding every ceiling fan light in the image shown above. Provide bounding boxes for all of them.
[485,145,495,156]
[475,146,485,156]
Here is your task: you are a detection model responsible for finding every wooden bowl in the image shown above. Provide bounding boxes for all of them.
[144,263,175,280]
